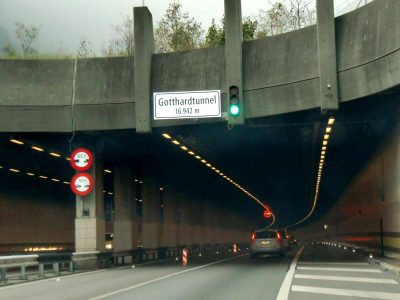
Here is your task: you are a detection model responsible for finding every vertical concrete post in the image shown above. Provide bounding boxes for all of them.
[316,0,339,113]
[75,155,105,253]
[134,7,154,133]
[142,178,161,248]
[225,0,245,125]
[114,166,137,251]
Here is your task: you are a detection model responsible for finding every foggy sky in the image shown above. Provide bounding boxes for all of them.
[0,0,359,55]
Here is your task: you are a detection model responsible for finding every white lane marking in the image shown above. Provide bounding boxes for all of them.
[276,245,305,300]
[297,266,381,273]
[115,258,173,269]
[0,270,106,290]
[298,261,369,266]
[295,274,398,284]
[292,285,400,299]
[88,253,248,300]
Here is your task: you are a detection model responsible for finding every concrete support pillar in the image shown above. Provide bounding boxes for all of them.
[225,0,244,125]
[162,187,179,247]
[316,0,339,112]
[142,178,161,248]
[134,7,154,133]
[114,166,138,251]
[75,156,105,253]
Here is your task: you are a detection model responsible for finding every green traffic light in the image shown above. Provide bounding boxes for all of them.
[230,104,240,117]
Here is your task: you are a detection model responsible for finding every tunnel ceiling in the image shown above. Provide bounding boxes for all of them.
[1,87,399,229]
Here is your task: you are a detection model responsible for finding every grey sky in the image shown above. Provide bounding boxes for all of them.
[0,0,363,55]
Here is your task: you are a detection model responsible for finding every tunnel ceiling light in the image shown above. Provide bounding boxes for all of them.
[66,157,71,161]
[139,181,143,184]
[27,172,35,176]
[51,178,60,182]
[104,169,112,174]
[31,146,44,152]
[162,133,172,139]
[63,181,70,185]
[108,192,113,195]
[160,187,164,191]
[10,139,24,145]
[160,132,276,228]
[9,168,20,173]
[50,152,61,158]
[39,175,48,179]
[134,179,138,182]
[286,117,336,229]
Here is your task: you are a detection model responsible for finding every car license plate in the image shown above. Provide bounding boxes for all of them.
[260,240,270,245]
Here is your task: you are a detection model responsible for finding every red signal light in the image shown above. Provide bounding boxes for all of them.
[264,209,272,218]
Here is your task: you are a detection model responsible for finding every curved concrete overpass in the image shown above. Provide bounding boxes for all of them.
[0,0,399,132]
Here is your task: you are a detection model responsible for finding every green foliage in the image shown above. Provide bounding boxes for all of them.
[154,1,204,53]
[203,19,224,48]
[3,42,17,57]
[203,16,257,48]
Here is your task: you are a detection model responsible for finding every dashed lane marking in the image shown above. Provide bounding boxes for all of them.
[291,285,400,299]
[294,274,398,284]
[297,266,382,273]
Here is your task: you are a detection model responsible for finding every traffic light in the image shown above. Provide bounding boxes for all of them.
[229,85,240,117]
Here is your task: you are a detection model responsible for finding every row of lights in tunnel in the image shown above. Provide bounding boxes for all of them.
[4,138,157,197]
[161,132,275,226]
[287,117,336,228]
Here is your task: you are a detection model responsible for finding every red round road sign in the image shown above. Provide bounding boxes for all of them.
[71,173,94,196]
[70,148,93,171]
[264,209,272,218]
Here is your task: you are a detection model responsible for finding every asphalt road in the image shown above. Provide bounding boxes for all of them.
[1,244,399,300]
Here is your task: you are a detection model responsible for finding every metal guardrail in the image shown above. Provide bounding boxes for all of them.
[0,243,248,284]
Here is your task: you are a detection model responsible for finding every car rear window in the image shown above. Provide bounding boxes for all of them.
[255,231,276,239]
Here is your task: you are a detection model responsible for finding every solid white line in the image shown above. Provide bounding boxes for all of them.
[88,254,247,300]
[295,274,398,284]
[297,266,381,273]
[0,269,106,290]
[298,261,369,266]
[292,285,400,299]
[276,245,305,300]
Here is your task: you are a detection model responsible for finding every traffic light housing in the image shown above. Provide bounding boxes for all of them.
[229,85,240,117]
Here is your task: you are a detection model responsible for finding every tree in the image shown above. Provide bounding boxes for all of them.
[203,17,257,48]
[15,22,41,56]
[203,18,224,48]
[154,1,203,53]
[104,15,134,57]
[256,0,315,37]
[77,39,93,58]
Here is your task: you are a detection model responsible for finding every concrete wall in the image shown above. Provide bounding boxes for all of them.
[0,173,75,253]
[294,125,400,259]
[0,1,399,131]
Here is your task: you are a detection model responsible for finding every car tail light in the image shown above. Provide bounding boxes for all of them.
[251,233,255,240]
[276,232,281,239]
